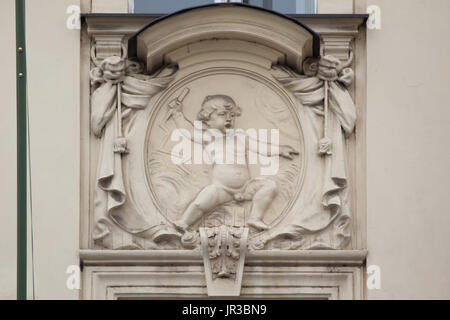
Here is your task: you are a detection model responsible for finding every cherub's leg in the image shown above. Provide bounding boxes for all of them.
[246,179,278,230]
[174,185,233,232]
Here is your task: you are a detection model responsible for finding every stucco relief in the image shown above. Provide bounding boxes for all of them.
[144,69,303,246]
[87,3,357,257]
[89,48,356,253]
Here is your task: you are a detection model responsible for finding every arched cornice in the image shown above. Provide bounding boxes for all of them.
[128,3,320,74]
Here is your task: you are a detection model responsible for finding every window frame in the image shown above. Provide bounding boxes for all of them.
[128,0,317,15]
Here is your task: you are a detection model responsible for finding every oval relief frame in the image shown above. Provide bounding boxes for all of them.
[138,66,307,237]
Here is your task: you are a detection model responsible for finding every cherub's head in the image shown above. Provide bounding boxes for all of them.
[197,95,242,132]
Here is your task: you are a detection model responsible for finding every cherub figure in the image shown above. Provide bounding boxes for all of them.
[169,93,298,231]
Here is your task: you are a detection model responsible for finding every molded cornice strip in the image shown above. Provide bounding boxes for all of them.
[80,249,367,267]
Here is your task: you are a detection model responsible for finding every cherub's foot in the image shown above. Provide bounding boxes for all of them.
[173,219,189,233]
[247,218,269,231]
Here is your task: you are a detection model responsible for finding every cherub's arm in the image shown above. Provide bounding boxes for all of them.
[167,100,205,144]
[245,134,299,159]
[170,106,194,132]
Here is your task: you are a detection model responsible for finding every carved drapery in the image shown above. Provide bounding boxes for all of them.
[261,55,356,250]
[89,52,177,244]
[89,58,356,251]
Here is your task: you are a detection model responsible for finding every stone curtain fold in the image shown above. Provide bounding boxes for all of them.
[91,65,176,243]
[268,65,356,249]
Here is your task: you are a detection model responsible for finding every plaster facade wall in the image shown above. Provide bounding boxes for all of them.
[363,0,450,299]
[0,0,80,299]
[0,0,18,301]
[317,0,353,13]
[91,0,128,13]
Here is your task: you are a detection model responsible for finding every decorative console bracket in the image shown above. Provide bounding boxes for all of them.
[200,227,249,296]
[91,34,125,61]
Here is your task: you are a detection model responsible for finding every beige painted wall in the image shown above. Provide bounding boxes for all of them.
[365,0,450,299]
[0,0,80,299]
[317,0,353,13]
[26,0,80,299]
[92,0,128,13]
[0,0,18,300]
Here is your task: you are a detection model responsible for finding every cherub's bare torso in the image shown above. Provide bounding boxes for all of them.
[205,133,250,190]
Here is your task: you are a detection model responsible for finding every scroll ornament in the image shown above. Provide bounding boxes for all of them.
[89,53,177,243]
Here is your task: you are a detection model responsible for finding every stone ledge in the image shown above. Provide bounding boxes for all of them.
[80,250,203,266]
[82,14,368,37]
[246,249,367,266]
[80,249,367,267]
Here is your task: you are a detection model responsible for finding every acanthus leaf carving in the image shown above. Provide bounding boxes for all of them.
[200,226,249,296]
[206,225,243,279]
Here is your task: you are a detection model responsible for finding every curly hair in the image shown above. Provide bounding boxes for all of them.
[197,95,242,121]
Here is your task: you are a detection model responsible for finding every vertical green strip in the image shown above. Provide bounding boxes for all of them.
[16,0,27,301]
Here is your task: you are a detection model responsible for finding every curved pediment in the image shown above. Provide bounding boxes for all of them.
[128,3,320,74]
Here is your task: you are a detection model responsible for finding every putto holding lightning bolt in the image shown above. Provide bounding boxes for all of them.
[165,88,299,232]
